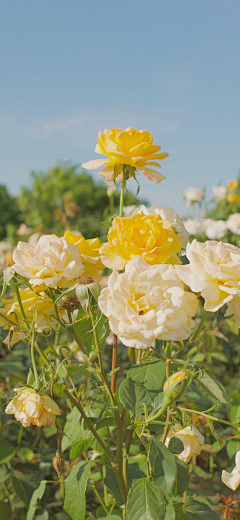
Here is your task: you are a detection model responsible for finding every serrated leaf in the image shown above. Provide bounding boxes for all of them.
[119,377,152,417]
[128,360,166,391]
[61,406,81,452]
[74,308,109,353]
[12,476,34,507]
[183,500,220,519]
[27,480,47,520]
[125,478,167,520]
[64,461,92,520]
[70,436,92,460]
[197,370,230,404]
[176,458,190,495]
[149,438,177,495]
[168,437,184,455]
[104,468,123,505]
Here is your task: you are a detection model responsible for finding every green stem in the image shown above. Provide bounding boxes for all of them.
[89,484,109,515]
[17,425,24,446]
[102,464,109,507]
[31,328,41,390]
[119,169,127,217]
[178,406,240,429]
[34,341,52,371]
[185,311,209,346]
[0,312,20,328]
[15,285,29,330]
[123,429,133,492]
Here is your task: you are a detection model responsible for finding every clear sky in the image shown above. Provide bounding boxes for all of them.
[1,0,240,216]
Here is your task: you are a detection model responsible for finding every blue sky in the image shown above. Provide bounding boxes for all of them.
[1,0,240,216]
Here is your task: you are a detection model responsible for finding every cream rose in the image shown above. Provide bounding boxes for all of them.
[5,388,60,428]
[204,219,228,239]
[12,234,84,288]
[183,187,203,207]
[98,257,198,349]
[227,213,240,235]
[212,186,227,202]
[133,205,189,246]
[175,239,240,324]
[222,451,240,491]
[165,424,204,463]
[183,218,206,237]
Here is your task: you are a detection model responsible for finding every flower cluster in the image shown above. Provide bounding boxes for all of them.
[183,214,240,239]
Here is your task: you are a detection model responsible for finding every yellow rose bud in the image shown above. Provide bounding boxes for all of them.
[163,371,186,392]
[100,212,183,270]
[5,388,60,428]
[228,179,238,191]
[81,127,168,185]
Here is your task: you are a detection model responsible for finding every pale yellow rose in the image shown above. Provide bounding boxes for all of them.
[227,193,240,203]
[98,257,198,349]
[64,231,104,281]
[222,451,240,491]
[165,424,204,463]
[12,234,84,289]
[81,127,168,185]
[5,387,60,427]
[0,288,68,344]
[100,212,183,270]
[183,187,204,207]
[175,239,240,325]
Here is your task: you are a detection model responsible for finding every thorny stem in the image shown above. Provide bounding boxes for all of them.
[31,328,41,390]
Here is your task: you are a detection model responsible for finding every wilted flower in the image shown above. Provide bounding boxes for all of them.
[228,179,238,191]
[183,187,204,207]
[165,423,204,463]
[5,387,60,427]
[212,186,227,202]
[98,257,198,349]
[222,451,240,491]
[183,218,206,236]
[12,235,84,289]
[133,205,189,246]
[81,127,168,185]
[204,219,228,239]
[100,212,183,270]
[64,231,104,281]
[0,288,68,345]
[175,239,240,324]
[227,213,240,235]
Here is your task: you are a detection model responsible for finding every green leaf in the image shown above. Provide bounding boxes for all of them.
[61,406,81,452]
[0,502,11,520]
[17,447,34,461]
[128,360,166,391]
[168,437,184,455]
[12,476,34,507]
[0,443,16,464]
[225,318,239,335]
[125,478,167,520]
[197,370,230,404]
[176,458,190,495]
[104,468,123,506]
[149,438,177,495]
[119,377,152,417]
[227,439,240,459]
[0,467,10,484]
[0,360,26,371]
[35,512,49,520]
[183,500,220,519]
[98,517,121,520]
[229,395,240,423]
[165,504,176,520]
[26,480,47,520]
[74,308,109,353]
[64,460,92,520]
[70,437,93,460]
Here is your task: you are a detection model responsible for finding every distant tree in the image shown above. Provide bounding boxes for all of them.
[17,161,146,240]
[0,185,20,241]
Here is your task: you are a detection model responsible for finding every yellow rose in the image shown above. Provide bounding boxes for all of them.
[81,127,168,185]
[64,231,104,281]
[100,212,183,270]
[0,288,67,344]
[228,179,238,191]
[5,387,60,427]
[165,424,204,463]
[227,193,238,203]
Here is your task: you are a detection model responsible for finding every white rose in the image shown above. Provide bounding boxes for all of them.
[227,213,240,235]
[13,234,84,288]
[222,451,240,491]
[212,186,227,202]
[183,187,204,207]
[175,239,240,324]
[204,219,228,239]
[98,257,198,349]
[165,424,204,463]
[183,218,206,236]
[133,205,189,246]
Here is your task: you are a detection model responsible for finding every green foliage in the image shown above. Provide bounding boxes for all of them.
[27,480,47,520]
[119,377,152,416]
[17,161,143,239]
[0,184,20,240]
[125,479,167,520]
